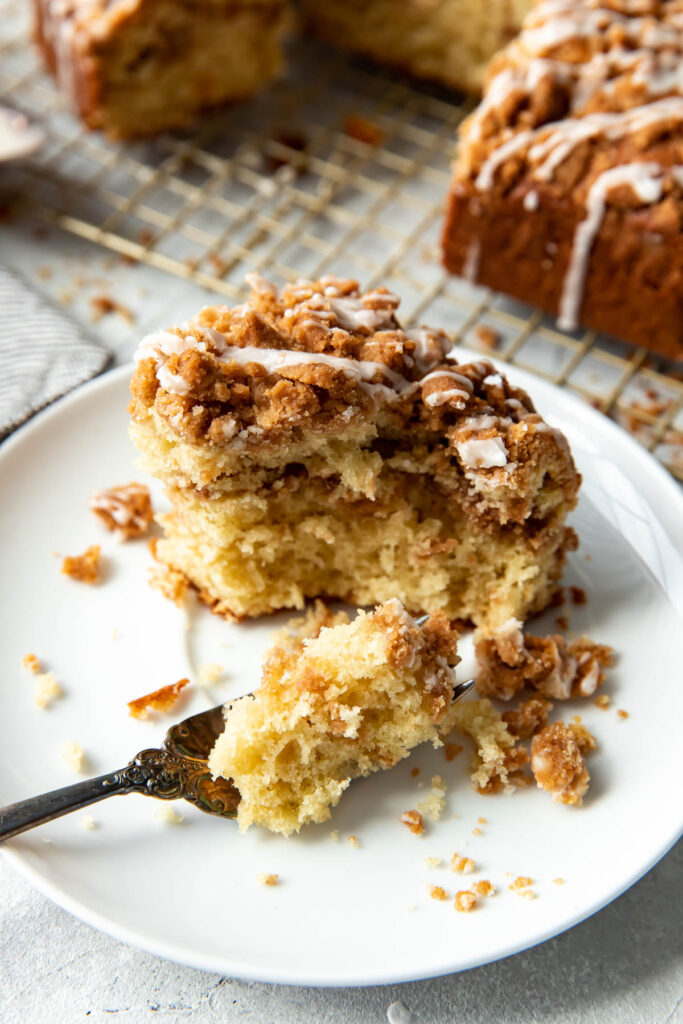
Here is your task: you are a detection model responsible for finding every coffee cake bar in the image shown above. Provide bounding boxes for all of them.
[34,0,288,138]
[442,0,683,359]
[129,274,580,626]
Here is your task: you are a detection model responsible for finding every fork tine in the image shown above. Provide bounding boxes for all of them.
[452,679,476,702]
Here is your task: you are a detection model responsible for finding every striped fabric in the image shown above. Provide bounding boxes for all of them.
[0,265,109,439]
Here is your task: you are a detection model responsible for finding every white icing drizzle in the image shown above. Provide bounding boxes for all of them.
[558,161,664,330]
[457,436,509,469]
[421,369,473,408]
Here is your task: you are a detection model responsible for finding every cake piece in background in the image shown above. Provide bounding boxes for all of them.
[129,274,580,627]
[208,601,460,835]
[33,0,289,139]
[442,0,683,359]
[299,0,533,93]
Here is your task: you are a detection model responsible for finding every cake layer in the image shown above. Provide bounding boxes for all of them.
[34,0,288,138]
[129,274,580,626]
[208,600,460,834]
[299,0,533,93]
[442,0,683,359]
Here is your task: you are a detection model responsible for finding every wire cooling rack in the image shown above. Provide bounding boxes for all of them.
[1,0,682,480]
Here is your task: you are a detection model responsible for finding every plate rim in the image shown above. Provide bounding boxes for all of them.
[1,358,683,986]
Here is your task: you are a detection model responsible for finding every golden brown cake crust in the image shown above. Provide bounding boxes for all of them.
[442,0,683,358]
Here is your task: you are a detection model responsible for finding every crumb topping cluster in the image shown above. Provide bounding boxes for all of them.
[130,274,560,470]
[474,619,613,701]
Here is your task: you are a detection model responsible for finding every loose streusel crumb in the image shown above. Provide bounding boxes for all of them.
[477,817,487,824]
[475,325,500,350]
[594,694,610,710]
[22,653,42,674]
[519,889,537,900]
[475,620,613,701]
[570,586,587,606]
[61,545,102,584]
[411,767,420,777]
[509,876,534,891]
[148,563,188,606]
[81,816,97,831]
[502,696,552,740]
[344,113,385,146]
[424,856,442,869]
[429,885,448,901]
[454,890,477,912]
[451,853,475,874]
[128,678,189,719]
[555,615,569,630]
[61,740,85,773]
[400,810,425,835]
[330,830,340,841]
[90,294,135,324]
[444,742,463,761]
[473,880,494,897]
[347,834,360,849]
[257,873,279,886]
[472,827,483,836]
[553,877,565,886]
[531,721,595,805]
[90,482,153,540]
[155,805,184,824]
[617,709,629,720]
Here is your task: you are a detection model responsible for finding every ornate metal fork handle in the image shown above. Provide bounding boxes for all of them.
[0,748,237,843]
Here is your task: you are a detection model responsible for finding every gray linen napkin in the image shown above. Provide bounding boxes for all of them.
[0,265,110,439]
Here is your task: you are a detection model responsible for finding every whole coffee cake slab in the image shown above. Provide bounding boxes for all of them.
[442,0,683,360]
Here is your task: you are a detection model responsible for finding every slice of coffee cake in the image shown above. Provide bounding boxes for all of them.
[208,601,460,834]
[129,274,580,626]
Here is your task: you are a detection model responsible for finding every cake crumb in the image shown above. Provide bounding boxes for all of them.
[197,663,224,687]
[61,545,102,584]
[553,877,565,886]
[509,876,534,891]
[451,853,475,874]
[148,563,188,606]
[81,816,97,831]
[555,615,569,630]
[594,694,610,710]
[22,653,42,674]
[475,325,500,350]
[429,885,448,901]
[155,805,184,824]
[112,627,120,641]
[570,586,587,605]
[617,709,629,720]
[418,776,447,822]
[477,817,487,824]
[34,671,63,709]
[424,856,442,869]
[454,890,477,912]
[344,113,384,146]
[473,880,494,897]
[531,721,594,805]
[61,740,85,773]
[347,834,360,849]
[330,830,340,841]
[90,482,153,540]
[257,873,279,886]
[472,827,483,836]
[411,767,420,777]
[519,888,537,900]
[400,809,425,835]
[90,294,135,324]
[444,742,463,761]
[128,678,189,719]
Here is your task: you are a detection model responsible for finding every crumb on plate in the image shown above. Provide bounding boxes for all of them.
[90,482,153,540]
[399,810,425,836]
[127,678,190,719]
[61,740,85,773]
[454,890,477,912]
[61,545,102,584]
[257,873,279,886]
[34,671,63,709]
[155,804,184,824]
[451,853,475,874]
[22,653,42,674]
[429,885,448,901]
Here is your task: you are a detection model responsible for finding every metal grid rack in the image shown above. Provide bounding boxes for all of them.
[2,0,682,481]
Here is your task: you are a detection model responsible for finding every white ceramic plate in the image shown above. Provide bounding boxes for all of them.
[1,359,682,987]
